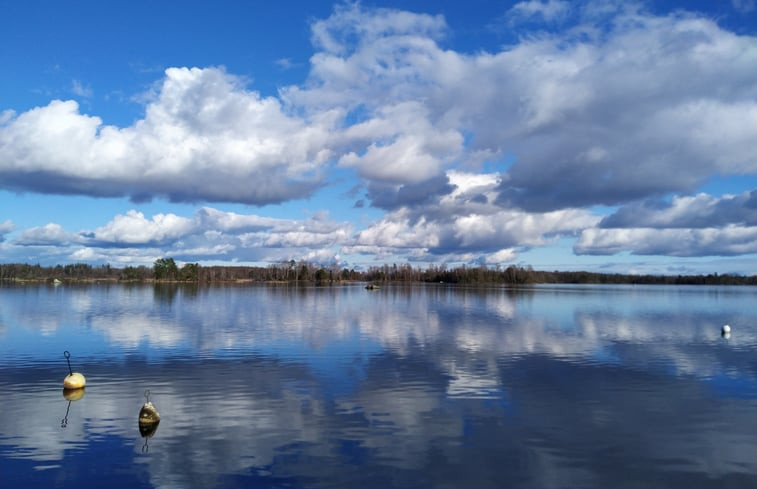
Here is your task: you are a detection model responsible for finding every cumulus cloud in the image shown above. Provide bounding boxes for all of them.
[347,170,599,263]
[67,246,166,265]
[0,219,13,242]
[337,102,464,184]
[490,21,756,210]
[195,207,280,233]
[481,248,518,264]
[0,67,332,205]
[600,191,757,229]
[2,4,754,214]
[6,206,354,266]
[575,226,757,256]
[289,3,757,212]
[86,210,195,245]
[2,184,584,267]
[309,3,446,63]
[572,190,757,257]
[14,223,78,246]
[367,174,455,210]
[1,2,756,264]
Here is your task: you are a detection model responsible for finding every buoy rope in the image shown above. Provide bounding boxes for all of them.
[64,351,72,376]
[144,389,151,403]
[61,401,71,428]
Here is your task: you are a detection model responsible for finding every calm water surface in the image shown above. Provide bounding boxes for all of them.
[1,283,756,488]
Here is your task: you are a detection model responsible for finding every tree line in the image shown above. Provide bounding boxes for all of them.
[0,260,755,286]
[361,263,757,286]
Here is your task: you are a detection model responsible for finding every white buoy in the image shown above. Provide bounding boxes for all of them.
[722,324,731,334]
[62,351,86,390]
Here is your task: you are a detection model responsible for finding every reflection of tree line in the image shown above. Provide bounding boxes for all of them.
[1,260,755,286]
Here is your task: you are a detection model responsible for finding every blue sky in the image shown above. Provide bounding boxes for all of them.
[1,0,755,274]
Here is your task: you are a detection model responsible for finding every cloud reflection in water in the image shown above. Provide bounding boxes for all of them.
[0,284,755,488]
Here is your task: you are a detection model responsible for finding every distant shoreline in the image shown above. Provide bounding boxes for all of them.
[1,261,755,287]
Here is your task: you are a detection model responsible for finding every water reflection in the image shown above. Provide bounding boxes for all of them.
[0,284,755,488]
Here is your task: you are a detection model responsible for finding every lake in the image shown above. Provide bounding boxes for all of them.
[1,283,755,488]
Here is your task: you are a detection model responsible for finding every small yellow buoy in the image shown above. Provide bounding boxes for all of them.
[62,351,86,390]
[63,372,86,389]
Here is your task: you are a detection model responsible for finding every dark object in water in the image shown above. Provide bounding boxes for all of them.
[139,390,160,425]
[139,401,161,425]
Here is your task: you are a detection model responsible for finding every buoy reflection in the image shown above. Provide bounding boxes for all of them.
[61,401,71,429]
[63,387,85,401]
[61,386,85,428]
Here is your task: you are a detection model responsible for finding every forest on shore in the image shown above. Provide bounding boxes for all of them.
[1,258,755,286]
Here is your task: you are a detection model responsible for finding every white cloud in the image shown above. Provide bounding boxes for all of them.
[483,248,518,264]
[274,57,298,70]
[575,226,757,256]
[195,207,280,232]
[289,3,757,212]
[14,223,78,246]
[349,170,599,262]
[301,248,341,264]
[69,247,98,261]
[508,0,571,23]
[309,3,446,56]
[0,3,756,264]
[263,228,350,248]
[71,79,93,98]
[354,210,440,250]
[600,191,757,229]
[67,247,166,265]
[6,206,354,266]
[338,102,463,184]
[90,210,195,245]
[576,190,757,258]
[0,67,333,205]
[1,5,754,215]
[0,219,13,242]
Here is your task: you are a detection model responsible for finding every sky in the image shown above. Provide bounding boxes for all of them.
[0,0,755,275]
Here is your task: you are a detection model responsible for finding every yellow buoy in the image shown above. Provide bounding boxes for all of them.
[62,351,86,390]
[63,372,86,390]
